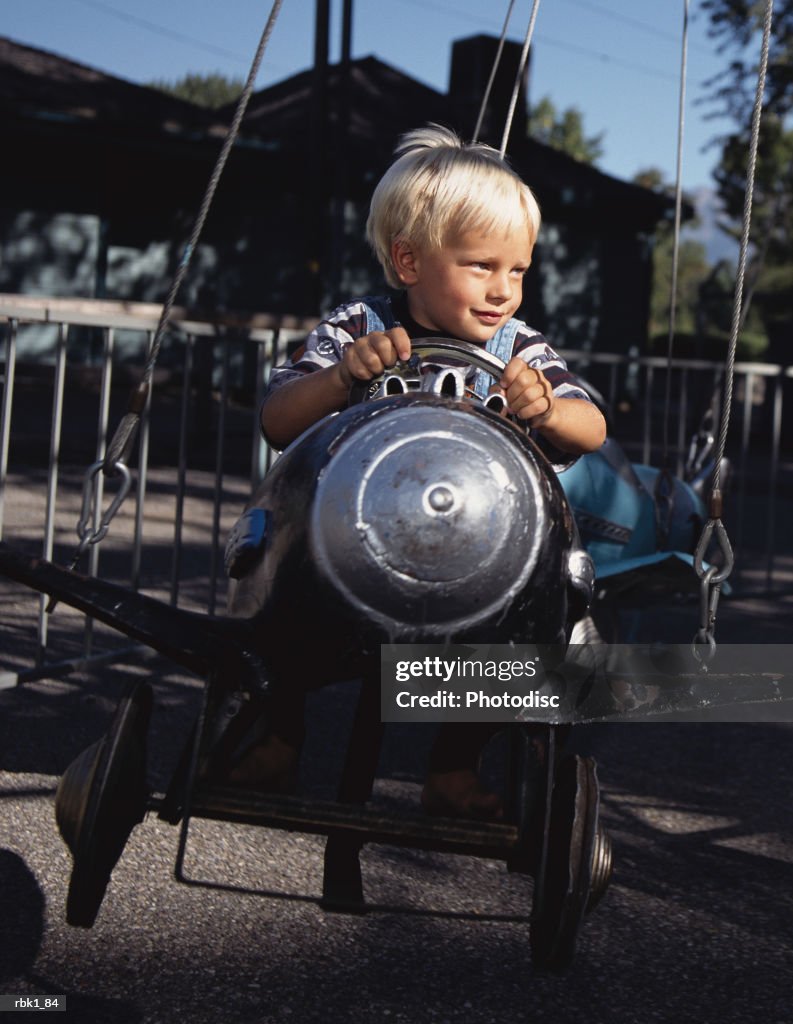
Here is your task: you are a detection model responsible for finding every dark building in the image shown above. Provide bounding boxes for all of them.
[0,33,678,354]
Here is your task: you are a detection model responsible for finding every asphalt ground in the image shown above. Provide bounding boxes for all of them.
[2,667,793,1024]
[1,465,793,1023]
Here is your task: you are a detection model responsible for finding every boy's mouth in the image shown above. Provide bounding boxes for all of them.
[473,310,504,325]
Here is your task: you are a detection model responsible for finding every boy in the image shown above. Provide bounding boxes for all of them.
[261,124,605,457]
[234,125,606,817]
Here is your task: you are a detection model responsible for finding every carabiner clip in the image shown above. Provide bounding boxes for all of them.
[691,565,721,671]
[77,459,133,549]
[45,460,133,614]
[692,630,717,671]
[693,518,734,585]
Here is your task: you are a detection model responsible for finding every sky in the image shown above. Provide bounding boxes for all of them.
[4,0,747,191]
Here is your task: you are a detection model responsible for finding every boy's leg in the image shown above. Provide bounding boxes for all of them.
[422,723,503,819]
[226,688,305,792]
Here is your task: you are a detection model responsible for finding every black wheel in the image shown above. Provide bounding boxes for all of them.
[55,680,152,927]
[530,753,610,971]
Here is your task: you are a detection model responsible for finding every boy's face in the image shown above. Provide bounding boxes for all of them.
[395,226,532,344]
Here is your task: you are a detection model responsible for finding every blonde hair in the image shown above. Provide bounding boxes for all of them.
[366,124,541,289]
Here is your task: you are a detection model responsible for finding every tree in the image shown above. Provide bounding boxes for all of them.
[632,169,710,347]
[635,165,769,359]
[149,72,244,109]
[702,0,793,359]
[702,0,793,122]
[649,235,711,341]
[528,95,604,165]
[712,112,793,349]
[632,168,666,193]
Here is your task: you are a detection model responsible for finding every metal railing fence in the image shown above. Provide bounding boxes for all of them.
[1,295,791,683]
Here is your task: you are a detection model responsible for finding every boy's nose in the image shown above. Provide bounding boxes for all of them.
[487,274,512,303]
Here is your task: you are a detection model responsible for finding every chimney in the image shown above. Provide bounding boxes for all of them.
[448,35,529,145]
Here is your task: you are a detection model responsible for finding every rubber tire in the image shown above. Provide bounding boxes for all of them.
[529,754,600,971]
[55,680,152,927]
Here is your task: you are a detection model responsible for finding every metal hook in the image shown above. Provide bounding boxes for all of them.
[691,565,721,671]
[693,518,734,585]
[76,459,133,549]
[699,565,721,631]
[45,460,133,614]
[691,630,717,671]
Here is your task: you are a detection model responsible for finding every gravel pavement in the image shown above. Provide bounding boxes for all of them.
[2,644,793,1024]
[2,460,792,1023]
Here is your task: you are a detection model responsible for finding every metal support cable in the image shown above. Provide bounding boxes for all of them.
[140,0,284,388]
[711,0,774,494]
[57,0,286,580]
[692,0,774,660]
[654,0,690,547]
[472,0,516,143]
[661,0,689,469]
[104,0,285,472]
[500,0,543,158]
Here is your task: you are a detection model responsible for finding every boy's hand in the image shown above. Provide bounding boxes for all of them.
[498,357,556,427]
[337,327,412,389]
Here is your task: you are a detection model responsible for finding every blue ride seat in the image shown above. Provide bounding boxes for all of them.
[558,438,714,599]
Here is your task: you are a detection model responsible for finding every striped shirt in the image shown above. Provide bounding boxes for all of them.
[265,294,588,403]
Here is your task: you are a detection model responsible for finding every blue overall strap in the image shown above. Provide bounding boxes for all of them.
[362,297,516,397]
[362,295,398,334]
[473,319,523,398]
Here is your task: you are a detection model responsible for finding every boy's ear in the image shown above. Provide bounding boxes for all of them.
[391,238,419,285]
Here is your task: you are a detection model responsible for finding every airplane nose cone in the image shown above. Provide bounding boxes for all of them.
[310,404,547,633]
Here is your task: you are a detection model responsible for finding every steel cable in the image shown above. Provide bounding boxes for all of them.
[104,0,285,470]
[711,0,775,493]
[692,0,774,657]
[472,0,517,143]
[500,0,543,158]
[661,0,690,470]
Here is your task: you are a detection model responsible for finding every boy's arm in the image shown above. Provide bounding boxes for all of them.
[261,327,412,449]
[500,357,606,454]
[260,364,350,450]
[530,395,606,455]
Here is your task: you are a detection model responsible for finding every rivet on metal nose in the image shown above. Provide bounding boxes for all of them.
[427,485,455,512]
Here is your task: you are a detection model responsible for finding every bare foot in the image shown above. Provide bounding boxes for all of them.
[421,769,503,820]
[225,733,299,793]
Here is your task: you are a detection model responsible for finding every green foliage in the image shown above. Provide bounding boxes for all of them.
[633,169,712,349]
[649,235,710,339]
[696,259,769,358]
[528,95,604,165]
[716,114,793,254]
[148,72,244,109]
[632,167,768,357]
[702,0,793,358]
[702,0,793,122]
[632,168,666,192]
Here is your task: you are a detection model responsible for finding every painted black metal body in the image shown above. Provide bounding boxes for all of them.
[0,343,609,971]
[229,392,589,688]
